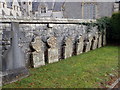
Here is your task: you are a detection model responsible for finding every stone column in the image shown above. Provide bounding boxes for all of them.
[92,33,99,50]
[47,36,59,63]
[98,32,102,48]
[64,37,73,59]
[31,36,45,68]
[76,35,84,55]
[85,35,93,52]
[2,22,29,85]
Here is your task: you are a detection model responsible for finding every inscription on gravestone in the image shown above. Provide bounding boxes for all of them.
[47,36,59,63]
[31,36,45,68]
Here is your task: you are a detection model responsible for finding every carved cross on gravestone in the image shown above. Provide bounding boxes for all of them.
[47,36,59,63]
[76,35,84,55]
[31,36,45,68]
[64,37,73,59]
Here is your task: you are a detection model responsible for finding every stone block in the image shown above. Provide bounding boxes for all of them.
[85,35,93,52]
[92,33,99,50]
[103,30,106,46]
[98,34,102,48]
[31,36,45,68]
[47,36,59,63]
[103,34,106,46]
[64,37,73,59]
[76,35,84,55]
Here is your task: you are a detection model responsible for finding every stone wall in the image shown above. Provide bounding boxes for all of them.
[0,21,106,69]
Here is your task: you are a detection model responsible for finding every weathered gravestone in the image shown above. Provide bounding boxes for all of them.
[92,33,99,50]
[85,35,93,52]
[76,35,84,55]
[98,33,102,48]
[64,37,73,59]
[31,36,45,68]
[47,36,59,63]
[103,30,106,46]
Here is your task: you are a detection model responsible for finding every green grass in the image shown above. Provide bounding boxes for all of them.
[3,45,118,88]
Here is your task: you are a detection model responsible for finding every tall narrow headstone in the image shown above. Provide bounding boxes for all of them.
[76,35,84,55]
[92,33,99,50]
[0,26,2,86]
[103,30,106,46]
[85,35,93,52]
[47,36,59,63]
[64,37,73,59]
[98,33,102,48]
[31,36,45,68]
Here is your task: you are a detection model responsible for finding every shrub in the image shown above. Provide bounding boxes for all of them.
[110,12,120,41]
[96,12,120,44]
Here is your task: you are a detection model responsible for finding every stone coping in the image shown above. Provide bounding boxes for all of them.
[0,17,96,24]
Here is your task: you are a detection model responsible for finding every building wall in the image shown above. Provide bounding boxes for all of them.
[0,19,105,68]
[63,2,82,19]
[0,1,21,18]
[52,11,63,18]
[63,2,114,19]
[97,2,114,18]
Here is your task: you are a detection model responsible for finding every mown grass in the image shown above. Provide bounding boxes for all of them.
[3,45,118,88]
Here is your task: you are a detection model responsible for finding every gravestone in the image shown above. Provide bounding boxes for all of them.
[31,36,45,68]
[0,28,2,86]
[98,33,102,48]
[47,36,59,63]
[85,35,93,52]
[92,33,99,50]
[76,35,84,55]
[64,37,73,59]
[103,30,106,46]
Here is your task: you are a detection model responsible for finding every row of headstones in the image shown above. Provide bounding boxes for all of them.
[30,32,106,68]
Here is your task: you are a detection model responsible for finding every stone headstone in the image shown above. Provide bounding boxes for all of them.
[76,35,84,55]
[31,36,45,68]
[98,33,102,48]
[85,35,93,52]
[64,37,73,59]
[47,36,59,63]
[92,33,99,50]
[103,30,106,46]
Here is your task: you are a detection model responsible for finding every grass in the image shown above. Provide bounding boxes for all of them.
[3,45,118,88]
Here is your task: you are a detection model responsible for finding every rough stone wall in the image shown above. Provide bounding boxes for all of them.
[0,22,106,68]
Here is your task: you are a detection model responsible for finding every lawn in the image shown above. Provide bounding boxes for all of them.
[3,45,118,88]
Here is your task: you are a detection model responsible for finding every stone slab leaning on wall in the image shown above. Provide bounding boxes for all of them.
[92,32,99,50]
[31,36,45,68]
[64,37,73,59]
[76,35,84,55]
[98,32,102,48]
[47,36,59,63]
[85,35,93,52]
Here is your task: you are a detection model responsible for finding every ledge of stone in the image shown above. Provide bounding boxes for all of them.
[2,67,29,85]
[0,17,96,24]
